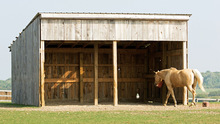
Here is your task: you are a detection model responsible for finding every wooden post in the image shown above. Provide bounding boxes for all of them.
[182,41,188,105]
[113,41,118,106]
[79,53,83,103]
[40,41,45,107]
[94,44,98,105]
[162,42,167,104]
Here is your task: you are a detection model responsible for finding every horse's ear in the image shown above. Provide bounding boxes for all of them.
[154,71,158,74]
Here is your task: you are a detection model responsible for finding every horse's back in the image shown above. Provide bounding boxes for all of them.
[169,69,193,87]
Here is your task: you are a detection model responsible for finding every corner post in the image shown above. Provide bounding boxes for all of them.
[94,43,98,105]
[113,41,118,106]
[40,41,45,107]
[162,42,167,104]
[182,41,188,105]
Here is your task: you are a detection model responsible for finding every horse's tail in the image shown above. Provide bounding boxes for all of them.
[192,69,206,92]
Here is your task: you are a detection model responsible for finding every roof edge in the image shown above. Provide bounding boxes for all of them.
[39,12,191,21]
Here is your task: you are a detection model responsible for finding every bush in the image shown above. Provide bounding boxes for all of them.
[196,93,208,98]
[208,90,220,96]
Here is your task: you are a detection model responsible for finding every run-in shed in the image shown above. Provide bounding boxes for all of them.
[9,12,191,106]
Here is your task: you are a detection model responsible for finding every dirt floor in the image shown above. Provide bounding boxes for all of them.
[1,102,220,112]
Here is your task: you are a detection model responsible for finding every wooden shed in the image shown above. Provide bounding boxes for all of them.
[10,12,191,106]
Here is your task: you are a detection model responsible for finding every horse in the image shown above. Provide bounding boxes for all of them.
[154,67,205,107]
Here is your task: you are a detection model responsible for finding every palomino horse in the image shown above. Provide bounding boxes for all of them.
[154,67,205,107]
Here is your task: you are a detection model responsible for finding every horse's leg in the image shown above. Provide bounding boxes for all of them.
[164,90,171,106]
[192,80,197,106]
[170,89,177,107]
[187,85,196,107]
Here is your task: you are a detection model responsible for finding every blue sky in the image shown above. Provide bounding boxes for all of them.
[0,0,220,80]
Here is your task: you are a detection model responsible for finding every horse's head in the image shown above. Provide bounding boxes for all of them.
[154,71,163,88]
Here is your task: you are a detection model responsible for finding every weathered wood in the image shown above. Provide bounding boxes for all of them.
[94,44,98,105]
[45,48,146,54]
[182,41,188,105]
[11,13,190,106]
[11,16,40,106]
[41,19,188,41]
[113,41,118,106]
[40,13,191,20]
[45,78,145,83]
[79,53,83,103]
[40,41,45,106]
[162,42,167,104]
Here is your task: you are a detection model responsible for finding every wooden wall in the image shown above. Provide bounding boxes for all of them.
[44,47,147,104]
[41,19,187,41]
[11,16,40,106]
[146,41,187,103]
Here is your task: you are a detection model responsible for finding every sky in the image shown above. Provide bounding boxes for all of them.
[0,0,220,80]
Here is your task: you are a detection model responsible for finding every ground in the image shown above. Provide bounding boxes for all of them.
[1,102,220,112]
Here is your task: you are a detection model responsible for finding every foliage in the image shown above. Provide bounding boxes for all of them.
[0,78,11,90]
[196,93,208,98]
[208,90,220,96]
[201,71,220,88]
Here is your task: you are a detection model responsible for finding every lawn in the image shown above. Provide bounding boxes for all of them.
[0,102,219,124]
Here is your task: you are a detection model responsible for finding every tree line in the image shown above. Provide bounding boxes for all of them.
[201,71,220,88]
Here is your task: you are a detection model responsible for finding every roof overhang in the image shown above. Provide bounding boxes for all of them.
[39,12,191,21]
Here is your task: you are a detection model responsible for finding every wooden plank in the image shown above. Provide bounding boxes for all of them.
[82,20,93,40]
[40,41,45,106]
[75,20,82,40]
[182,41,188,105]
[158,21,169,40]
[131,21,143,40]
[162,42,167,104]
[40,13,191,20]
[147,21,159,40]
[94,44,98,105]
[41,19,188,41]
[113,41,118,106]
[45,78,145,83]
[64,20,75,40]
[79,53,83,103]
[45,48,146,54]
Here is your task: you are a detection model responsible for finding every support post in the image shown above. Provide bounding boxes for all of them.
[40,41,45,107]
[94,44,98,105]
[113,41,118,106]
[182,41,188,105]
[162,42,167,104]
[79,53,84,103]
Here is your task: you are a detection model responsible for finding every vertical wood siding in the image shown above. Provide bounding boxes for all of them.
[11,17,40,106]
[41,19,187,41]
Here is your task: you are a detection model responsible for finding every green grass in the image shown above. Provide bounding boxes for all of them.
[0,102,37,108]
[0,109,219,124]
[0,102,219,123]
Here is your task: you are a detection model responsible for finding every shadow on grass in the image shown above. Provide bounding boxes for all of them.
[0,102,37,108]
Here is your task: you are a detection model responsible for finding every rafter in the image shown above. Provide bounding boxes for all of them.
[57,42,64,48]
[136,42,146,49]
[123,42,134,49]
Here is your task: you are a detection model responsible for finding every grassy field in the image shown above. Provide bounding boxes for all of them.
[0,102,220,124]
[0,109,219,124]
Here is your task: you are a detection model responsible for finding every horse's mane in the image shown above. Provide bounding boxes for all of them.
[161,67,177,72]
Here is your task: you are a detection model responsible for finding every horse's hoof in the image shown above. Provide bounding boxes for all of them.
[174,104,177,107]
[163,104,167,106]
[194,103,197,106]
[189,103,194,107]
